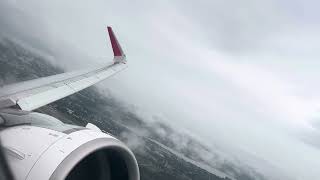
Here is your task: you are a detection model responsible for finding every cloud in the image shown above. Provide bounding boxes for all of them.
[120,131,146,154]
[1,0,320,179]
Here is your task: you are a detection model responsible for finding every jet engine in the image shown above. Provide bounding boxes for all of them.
[0,109,139,180]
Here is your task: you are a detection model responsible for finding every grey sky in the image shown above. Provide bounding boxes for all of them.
[1,0,320,179]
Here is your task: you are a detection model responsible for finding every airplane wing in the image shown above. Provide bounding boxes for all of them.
[0,26,127,111]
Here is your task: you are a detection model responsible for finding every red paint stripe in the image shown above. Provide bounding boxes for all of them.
[107,26,123,56]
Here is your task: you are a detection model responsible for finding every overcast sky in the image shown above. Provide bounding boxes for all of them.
[1,0,320,179]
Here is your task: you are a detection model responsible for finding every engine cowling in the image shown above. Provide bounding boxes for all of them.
[0,110,140,180]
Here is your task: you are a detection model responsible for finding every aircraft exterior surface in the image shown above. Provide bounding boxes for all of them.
[0,27,140,180]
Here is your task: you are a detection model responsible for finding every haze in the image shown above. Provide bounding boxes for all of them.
[1,0,320,179]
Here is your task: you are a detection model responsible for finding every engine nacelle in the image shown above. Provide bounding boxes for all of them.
[0,110,139,180]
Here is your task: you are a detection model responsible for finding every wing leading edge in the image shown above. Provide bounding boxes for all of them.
[0,26,127,111]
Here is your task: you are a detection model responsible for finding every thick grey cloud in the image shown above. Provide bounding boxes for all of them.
[1,0,320,179]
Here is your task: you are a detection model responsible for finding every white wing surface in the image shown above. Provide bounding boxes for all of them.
[0,27,126,111]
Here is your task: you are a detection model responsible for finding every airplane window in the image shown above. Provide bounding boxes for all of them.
[0,143,13,180]
[0,116,4,125]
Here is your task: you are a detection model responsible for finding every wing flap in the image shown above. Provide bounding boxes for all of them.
[17,85,75,111]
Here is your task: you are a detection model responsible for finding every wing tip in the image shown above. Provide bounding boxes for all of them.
[107,26,126,63]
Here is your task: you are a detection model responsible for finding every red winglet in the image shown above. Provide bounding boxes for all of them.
[107,26,124,57]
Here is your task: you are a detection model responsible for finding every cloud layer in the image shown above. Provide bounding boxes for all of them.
[1,0,320,179]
